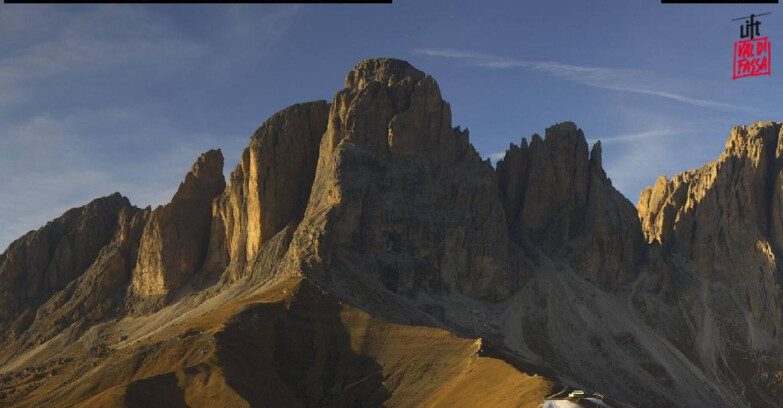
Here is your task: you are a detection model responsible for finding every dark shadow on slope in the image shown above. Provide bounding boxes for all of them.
[216,280,390,408]
[125,373,189,408]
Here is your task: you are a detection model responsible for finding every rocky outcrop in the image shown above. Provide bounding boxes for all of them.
[497,124,643,286]
[638,121,783,336]
[204,101,329,281]
[26,205,149,344]
[0,193,132,339]
[129,150,225,308]
[287,58,513,301]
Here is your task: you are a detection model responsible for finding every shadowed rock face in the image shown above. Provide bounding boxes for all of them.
[498,123,590,245]
[26,204,149,345]
[2,58,783,408]
[0,193,132,339]
[287,58,513,301]
[497,124,643,287]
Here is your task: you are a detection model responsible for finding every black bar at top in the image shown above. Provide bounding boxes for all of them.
[3,0,392,3]
[663,0,777,3]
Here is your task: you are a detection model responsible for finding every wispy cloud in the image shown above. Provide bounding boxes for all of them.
[593,106,729,202]
[485,152,506,163]
[0,6,302,251]
[0,5,303,108]
[0,7,204,108]
[414,48,752,112]
[587,129,684,146]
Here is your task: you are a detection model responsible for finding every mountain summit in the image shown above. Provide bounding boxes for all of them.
[0,59,781,408]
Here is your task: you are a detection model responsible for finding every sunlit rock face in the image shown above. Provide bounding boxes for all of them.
[130,149,225,308]
[203,101,329,282]
[638,122,783,336]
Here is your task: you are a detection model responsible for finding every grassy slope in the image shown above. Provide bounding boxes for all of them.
[0,277,554,408]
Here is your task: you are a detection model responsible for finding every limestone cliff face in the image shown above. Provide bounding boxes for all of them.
[638,121,783,336]
[287,58,512,300]
[204,101,329,281]
[0,193,132,339]
[130,150,225,306]
[497,124,643,286]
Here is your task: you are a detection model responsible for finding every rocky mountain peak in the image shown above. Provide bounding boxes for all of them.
[172,149,225,202]
[533,121,584,146]
[724,121,781,155]
[0,193,133,338]
[285,58,511,303]
[496,122,641,285]
[320,56,470,168]
[589,140,606,179]
[638,121,783,248]
[345,57,426,91]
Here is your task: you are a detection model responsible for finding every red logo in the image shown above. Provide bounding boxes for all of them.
[732,13,771,80]
[733,37,771,79]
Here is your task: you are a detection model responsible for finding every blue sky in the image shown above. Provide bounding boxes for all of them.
[1,1,780,250]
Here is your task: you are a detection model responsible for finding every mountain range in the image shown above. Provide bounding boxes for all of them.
[0,58,781,408]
